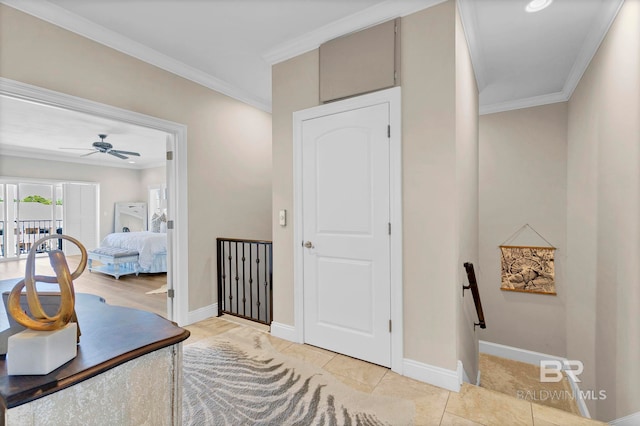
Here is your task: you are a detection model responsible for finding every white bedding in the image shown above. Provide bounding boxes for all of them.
[100,231,167,271]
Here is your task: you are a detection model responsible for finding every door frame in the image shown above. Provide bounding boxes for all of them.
[0,77,189,326]
[293,87,403,373]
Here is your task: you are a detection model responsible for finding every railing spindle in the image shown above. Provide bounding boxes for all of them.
[249,244,253,320]
[241,243,246,316]
[217,239,223,316]
[268,242,273,326]
[256,247,261,322]
[228,241,233,310]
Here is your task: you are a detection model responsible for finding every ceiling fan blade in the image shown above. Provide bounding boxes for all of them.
[60,147,95,151]
[80,151,100,157]
[110,149,140,157]
[108,151,128,160]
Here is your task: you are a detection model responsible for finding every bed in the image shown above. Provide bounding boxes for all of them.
[98,231,167,273]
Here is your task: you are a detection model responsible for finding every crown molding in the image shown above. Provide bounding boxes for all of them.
[479,91,568,115]
[561,0,624,99]
[263,0,448,65]
[479,0,623,116]
[0,147,161,170]
[0,0,271,112]
[456,0,486,91]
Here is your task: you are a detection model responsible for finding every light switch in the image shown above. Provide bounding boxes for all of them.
[279,210,287,226]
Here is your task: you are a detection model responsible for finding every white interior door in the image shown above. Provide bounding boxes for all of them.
[302,103,391,367]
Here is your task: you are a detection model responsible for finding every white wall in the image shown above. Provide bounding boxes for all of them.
[478,103,568,357]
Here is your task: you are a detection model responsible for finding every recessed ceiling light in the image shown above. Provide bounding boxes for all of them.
[526,0,553,13]
[128,161,136,164]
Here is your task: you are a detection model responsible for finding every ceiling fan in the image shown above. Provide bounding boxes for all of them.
[61,134,141,160]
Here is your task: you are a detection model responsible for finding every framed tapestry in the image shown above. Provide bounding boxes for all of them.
[499,245,555,295]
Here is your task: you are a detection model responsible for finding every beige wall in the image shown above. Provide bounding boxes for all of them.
[478,103,568,356]
[400,0,458,370]
[0,155,146,242]
[455,4,480,382]
[271,51,320,325]
[0,5,272,312]
[567,0,640,420]
[477,3,640,418]
[272,0,478,373]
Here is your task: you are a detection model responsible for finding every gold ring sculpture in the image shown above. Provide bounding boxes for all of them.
[7,235,87,332]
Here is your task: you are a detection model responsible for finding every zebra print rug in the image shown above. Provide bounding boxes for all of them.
[182,328,415,425]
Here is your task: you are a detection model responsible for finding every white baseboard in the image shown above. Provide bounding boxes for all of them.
[270,321,297,342]
[566,371,591,419]
[609,411,640,426]
[403,358,460,392]
[479,340,565,365]
[458,360,470,385]
[269,323,459,393]
[479,340,590,418]
[186,303,218,325]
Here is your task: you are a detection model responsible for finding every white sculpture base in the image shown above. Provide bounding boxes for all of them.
[7,323,77,375]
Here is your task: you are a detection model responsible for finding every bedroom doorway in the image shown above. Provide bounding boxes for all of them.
[0,78,189,326]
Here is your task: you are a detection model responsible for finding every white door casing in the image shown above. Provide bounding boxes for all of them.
[293,87,403,373]
[165,134,175,321]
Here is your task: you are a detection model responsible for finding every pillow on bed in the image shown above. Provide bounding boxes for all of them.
[151,213,162,233]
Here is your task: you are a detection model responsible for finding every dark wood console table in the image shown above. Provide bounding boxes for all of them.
[0,278,189,424]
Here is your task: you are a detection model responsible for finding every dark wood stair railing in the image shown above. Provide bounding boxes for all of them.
[463,262,486,330]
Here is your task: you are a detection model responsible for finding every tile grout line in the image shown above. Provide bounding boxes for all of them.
[439,391,451,425]
[530,401,535,425]
[320,353,336,369]
[371,367,389,389]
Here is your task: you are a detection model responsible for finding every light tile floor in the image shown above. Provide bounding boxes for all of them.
[184,316,606,426]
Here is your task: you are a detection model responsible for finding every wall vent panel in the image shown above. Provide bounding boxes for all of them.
[320,19,400,103]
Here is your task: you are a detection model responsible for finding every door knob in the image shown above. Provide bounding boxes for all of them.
[304,241,314,249]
